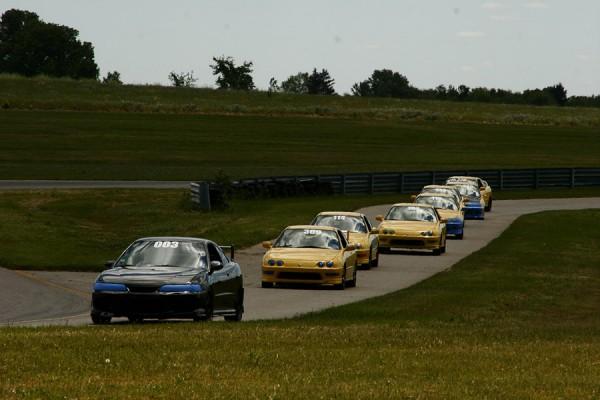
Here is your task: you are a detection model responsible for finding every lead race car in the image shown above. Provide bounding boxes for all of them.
[91,237,244,324]
[311,211,379,269]
[261,225,359,289]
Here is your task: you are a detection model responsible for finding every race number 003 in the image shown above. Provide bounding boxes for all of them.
[154,241,179,248]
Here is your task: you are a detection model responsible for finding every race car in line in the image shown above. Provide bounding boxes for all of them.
[419,185,464,207]
[261,225,359,289]
[311,211,379,269]
[375,203,447,255]
[91,237,244,324]
[446,176,493,211]
[414,193,465,239]
[446,182,486,220]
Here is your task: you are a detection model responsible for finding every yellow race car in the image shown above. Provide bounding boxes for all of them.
[261,225,359,289]
[375,203,447,255]
[311,211,379,269]
[414,193,464,239]
[446,176,493,211]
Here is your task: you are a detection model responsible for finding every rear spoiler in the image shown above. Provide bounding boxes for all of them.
[220,245,235,260]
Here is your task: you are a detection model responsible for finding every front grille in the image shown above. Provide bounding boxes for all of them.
[277,272,322,280]
[126,285,160,293]
[391,239,424,246]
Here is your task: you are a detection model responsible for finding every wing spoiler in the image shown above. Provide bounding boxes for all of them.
[220,245,235,260]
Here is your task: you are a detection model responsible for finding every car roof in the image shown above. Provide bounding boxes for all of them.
[417,192,455,199]
[423,185,459,190]
[448,176,478,180]
[286,225,338,231]
[391,202,435,208]
[316,211,363,217]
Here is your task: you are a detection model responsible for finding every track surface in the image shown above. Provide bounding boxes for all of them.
[1,197,599,326]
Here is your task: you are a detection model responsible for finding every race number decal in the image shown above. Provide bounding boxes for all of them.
[304,229,322,235]
[153,241,179,248]
[333,216,346,220]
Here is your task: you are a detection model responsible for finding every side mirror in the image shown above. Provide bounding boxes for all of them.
[210,260,223,273]
[375,215,384,222]
[105,260,115,268]
[410,195,417,202]
[370,228,379,234]
[345,244,356,251]
[262,241,272,249]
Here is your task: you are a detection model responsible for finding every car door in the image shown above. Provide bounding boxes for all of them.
[206,242,235,311]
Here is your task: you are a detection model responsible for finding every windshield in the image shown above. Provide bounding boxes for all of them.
[416,196,458,210]
[114,240,207,269]
[452,184,480,198]
[274,229,341,250]
[313,215,367,233]
[385,206,438,222]
[422,188,459,201]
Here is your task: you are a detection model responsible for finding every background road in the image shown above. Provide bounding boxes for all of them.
[1,197,599,326]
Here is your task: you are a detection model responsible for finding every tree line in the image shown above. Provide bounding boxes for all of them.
[1,8,598,108]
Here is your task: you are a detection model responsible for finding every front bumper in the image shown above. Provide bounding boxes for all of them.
[262,266,344,285]
[378,234,441,250]
[446,221,464,236]
[91,291,210,319]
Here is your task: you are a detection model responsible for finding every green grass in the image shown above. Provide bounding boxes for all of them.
[1,188,600,271]
[2,74,599,127]
[1,210,599,399]
[1,110,600,180]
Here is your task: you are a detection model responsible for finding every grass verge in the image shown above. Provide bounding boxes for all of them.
[1,188,599,271]
[0,210,599,399]
[1,110,600,180]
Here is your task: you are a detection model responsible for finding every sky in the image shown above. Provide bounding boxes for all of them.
[3,0,600,96]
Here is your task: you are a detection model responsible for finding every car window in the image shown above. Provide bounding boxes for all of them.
[207,242,225,264]
[337,230,348,248]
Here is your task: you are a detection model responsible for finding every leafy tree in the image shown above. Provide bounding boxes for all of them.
[352,69,413,98]
[281,72,309,94]
[306,68,336,95]
[0,9,99,79]
[268,77,280,93]
[544,83,567,106]
[210,56,254,90]
[102,71,122,85]
[168,71,197,87]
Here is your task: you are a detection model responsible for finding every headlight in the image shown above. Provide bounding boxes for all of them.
[267,259,276,266]
[326,261,334,267]
[93,282,127,292]
[276,260,284,266]
[420,231,434,236]
[383,229,396,234]
[317,261,325,267]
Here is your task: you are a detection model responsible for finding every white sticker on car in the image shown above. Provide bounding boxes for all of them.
[304,229,322,235]
[153,241,179,248]
[333,215,346,220]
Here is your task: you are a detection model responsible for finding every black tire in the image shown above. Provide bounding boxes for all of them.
[91,312,111,325]
[370,246,379,267]
[334,265,346,290]
[379,247,390,254]
[261,281,274,288]
[485,198,493,212]
[347,264,357,288]
[194,297,213,321]
[224,289,244,322]
[432,248,442,256]
[456,232,464,240]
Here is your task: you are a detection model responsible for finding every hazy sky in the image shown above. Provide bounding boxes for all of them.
[3,1,599,95]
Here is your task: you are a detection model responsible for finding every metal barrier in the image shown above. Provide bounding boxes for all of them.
[191,167,600,210]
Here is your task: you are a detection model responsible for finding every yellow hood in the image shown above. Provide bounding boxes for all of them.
[379,220,437,233]
[265,248,340,265]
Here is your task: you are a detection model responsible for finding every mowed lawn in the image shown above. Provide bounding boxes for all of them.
[1,110,600,180]
[1,210,599,399]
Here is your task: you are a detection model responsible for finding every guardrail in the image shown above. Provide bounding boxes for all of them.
[191,167,600,210]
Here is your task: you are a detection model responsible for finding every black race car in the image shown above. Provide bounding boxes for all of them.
[91,237,243,324]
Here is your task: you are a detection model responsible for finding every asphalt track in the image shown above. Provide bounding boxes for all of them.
[1,197,599,327]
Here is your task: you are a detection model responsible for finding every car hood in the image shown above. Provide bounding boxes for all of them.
[266,248,340,262]
[346,232,369,247]
[380,220,436,231]
[99,266,202,286]
[436,209,462,221]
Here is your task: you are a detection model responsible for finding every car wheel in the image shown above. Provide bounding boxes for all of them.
[224,289,244,322]
[371,247,379,267]
[91,312,111,325]
[456,232,464,240]
[194,296,213,321]
[334,265,346,290]
[261,281,274,288]
[347,264,357,288]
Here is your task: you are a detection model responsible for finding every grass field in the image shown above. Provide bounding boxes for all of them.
[1,188,600,271]
[2,75,599,127]
[1,210,599,399]
[2,109,600,180]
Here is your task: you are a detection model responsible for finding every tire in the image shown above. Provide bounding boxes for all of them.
[432,248,442,256]
[347,264,357,288]
[194,296,213,321]
[91,312,111,325]
[485,198,493,212]
[224,289,244,322]
[456,232,464,240]
[379,247,390,254]
[370,246,379,268]
[334,265,346,290]
[261,281,274,288]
